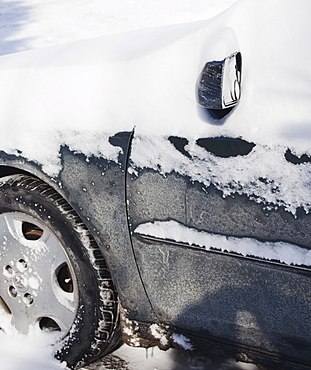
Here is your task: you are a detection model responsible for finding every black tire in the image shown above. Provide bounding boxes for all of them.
[0,174,121,368]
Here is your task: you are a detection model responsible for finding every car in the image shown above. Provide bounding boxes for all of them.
[0,1,310,369]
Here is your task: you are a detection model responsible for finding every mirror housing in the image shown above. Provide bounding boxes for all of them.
[197,52,242,110]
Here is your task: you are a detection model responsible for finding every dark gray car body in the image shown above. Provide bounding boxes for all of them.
[0,130,310,368]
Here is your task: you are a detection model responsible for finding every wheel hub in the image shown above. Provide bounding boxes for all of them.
[4,262,33,302]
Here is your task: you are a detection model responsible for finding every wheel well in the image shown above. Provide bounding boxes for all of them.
[0,166,35,179]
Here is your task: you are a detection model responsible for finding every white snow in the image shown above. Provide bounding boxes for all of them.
[171,333,194,351]
[129,134,311,215]
[0,0,236,56]
[149,323,170,348]
[0,0,310,216]
[0,329,67,370]
[135,220,311,267]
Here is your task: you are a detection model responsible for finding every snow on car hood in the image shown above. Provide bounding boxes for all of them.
[0,0,310,213]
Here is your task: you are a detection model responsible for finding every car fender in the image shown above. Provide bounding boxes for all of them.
[0,131,157,323]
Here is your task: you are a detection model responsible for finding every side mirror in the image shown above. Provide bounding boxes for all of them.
[197,52,242,110]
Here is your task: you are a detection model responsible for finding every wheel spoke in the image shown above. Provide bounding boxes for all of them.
[0,214,27,269]
[29,284,76,333]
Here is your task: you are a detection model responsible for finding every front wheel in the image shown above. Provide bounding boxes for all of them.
[0,175,121,368]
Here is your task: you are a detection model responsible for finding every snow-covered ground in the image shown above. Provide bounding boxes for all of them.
[0,0,310,369]
[0,330,258,370]
[85,345,258,370]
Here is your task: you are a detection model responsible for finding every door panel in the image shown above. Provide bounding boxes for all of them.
[131,234,311,362]
[126,136,311,364]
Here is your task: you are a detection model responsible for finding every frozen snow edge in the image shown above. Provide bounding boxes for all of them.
[135,220,311,267]
[129,135,311,216]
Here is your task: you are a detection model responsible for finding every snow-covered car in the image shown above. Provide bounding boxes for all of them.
[0,1,310,369]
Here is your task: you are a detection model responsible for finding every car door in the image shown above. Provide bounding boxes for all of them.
[126,132,311,366]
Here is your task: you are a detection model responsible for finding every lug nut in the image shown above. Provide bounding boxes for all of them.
[23,293,33,305]
[5,265,13,275]
[8,286,17,298]
[17,259,27,271]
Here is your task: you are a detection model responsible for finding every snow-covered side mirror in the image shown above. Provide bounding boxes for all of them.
[197,52,241,110]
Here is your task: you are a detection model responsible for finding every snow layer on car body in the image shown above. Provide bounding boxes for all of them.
[135,220,311,267]
[0,1,310,217]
